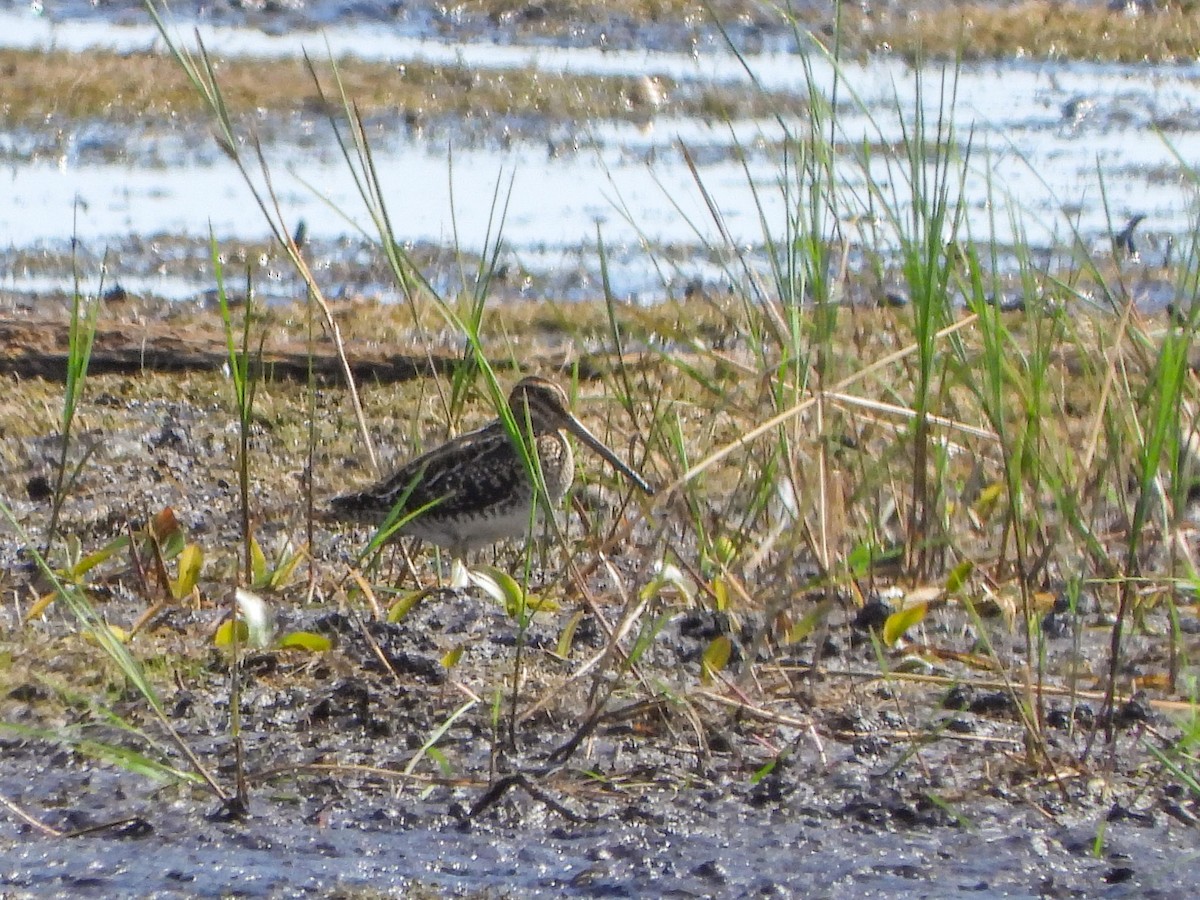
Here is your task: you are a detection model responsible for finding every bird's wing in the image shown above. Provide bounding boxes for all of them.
[374,423,529,517]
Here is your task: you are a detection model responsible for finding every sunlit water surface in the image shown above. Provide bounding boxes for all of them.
[1,8,1195,303]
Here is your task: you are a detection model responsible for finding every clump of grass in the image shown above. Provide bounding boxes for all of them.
[625,6,1200,780]
[861,2,1200,63]
[869,69,969,580]
[43,241,101,555]
[210,246,261,586]
[0,501,230,802]
[0,46,805,129]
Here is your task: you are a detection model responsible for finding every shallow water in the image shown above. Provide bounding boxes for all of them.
[1,766,1195,898]
[1,7,1195,304]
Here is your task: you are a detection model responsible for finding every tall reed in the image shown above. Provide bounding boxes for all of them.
[44,241,101,554]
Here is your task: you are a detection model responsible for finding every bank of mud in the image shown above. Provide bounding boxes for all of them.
[0,326,1197,895]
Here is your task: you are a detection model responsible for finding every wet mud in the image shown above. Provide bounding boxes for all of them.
[1,361,1197,896]
[2,572,1197,896]
[3,3,1200,897]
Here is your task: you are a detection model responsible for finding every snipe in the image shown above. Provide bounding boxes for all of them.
[328,376,654,559]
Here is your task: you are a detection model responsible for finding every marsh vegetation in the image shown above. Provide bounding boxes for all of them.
[1,1,1199,895]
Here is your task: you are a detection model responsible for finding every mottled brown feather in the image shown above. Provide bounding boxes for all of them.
[328,377,652,557]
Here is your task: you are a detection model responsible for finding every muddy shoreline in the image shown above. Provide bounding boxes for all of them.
[4,2,1200,896]
[2,588,1196,896]
[1,328,1198,895]
[3,585,1197,898]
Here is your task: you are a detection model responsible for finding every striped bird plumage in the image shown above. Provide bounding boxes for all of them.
[328,376,653,558]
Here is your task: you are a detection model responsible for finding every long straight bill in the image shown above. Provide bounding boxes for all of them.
[564,417,654,495]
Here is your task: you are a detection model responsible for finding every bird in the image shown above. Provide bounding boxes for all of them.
[327,376,654,561]
[1113,214,1146,260]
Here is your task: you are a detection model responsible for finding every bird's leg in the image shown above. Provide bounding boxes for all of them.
[538,510,564,581]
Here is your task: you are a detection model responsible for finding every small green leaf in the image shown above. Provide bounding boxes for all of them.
[787,599,833,644]
[248,535,305,591]
[700,635,732,684]
[441,645,464,669]
[712,535,736,567]
[84,624,129,646]
[214,619,249,647]
[424,746,454,777]
[278,631,331,653]
[249,535,268,587]
[27,591,57,620]
[554,610,586,659]
[490,687,504,730]
[751,758,778,784]
[266,542,304,590]
[882,602,927,647]
[945,559,974,594]
[711,576,730,612]
[846,542,873,579]
[73,534,131,578]
[525,592,558,615]
[387,590,429,622]
[470,565,528,620]
[972,482,1004,520]
[170,543,204,600]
